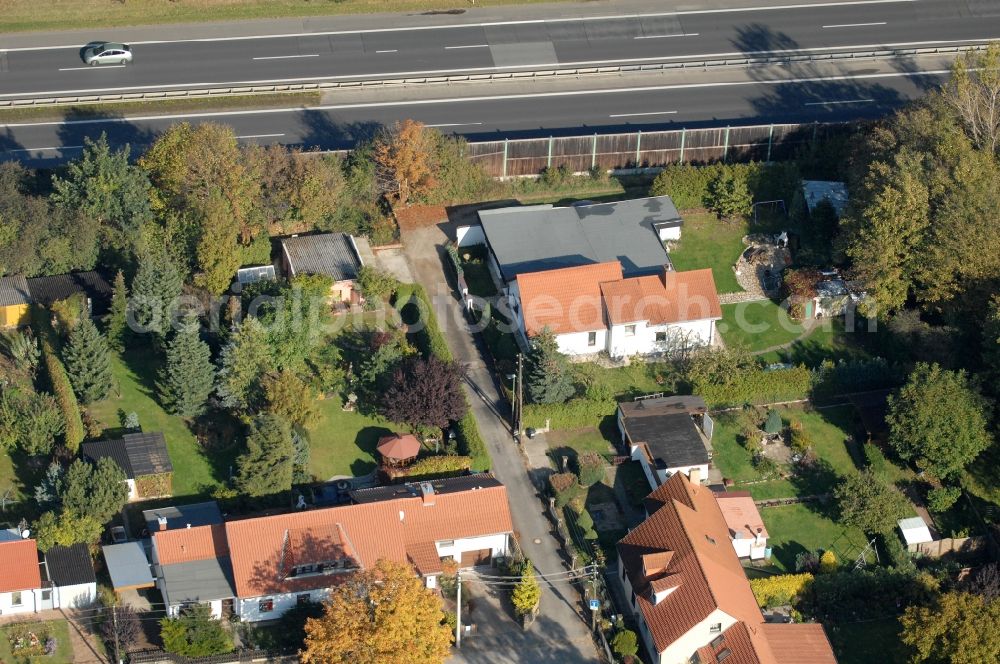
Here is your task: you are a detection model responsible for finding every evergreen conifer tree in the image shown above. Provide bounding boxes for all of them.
[235,414,294,497]
[158,315,214,417]
[63,316,113,403]
[525,329,575,404]
[106,269,128,351]
[130,242,182,339]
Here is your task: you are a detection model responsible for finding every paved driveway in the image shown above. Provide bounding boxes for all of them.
[400,221,600,664]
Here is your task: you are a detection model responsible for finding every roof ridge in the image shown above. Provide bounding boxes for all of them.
[668,498,724,612]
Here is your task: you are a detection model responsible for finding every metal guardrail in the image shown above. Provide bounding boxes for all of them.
[0,42,988,109]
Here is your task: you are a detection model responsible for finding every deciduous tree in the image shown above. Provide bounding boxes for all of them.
[886,363,991,478]
[102,604,141,664]
[33,510,102,552]
[381,355,467,430]
[301,559,452,664]
[525,329,575,405]
[158,316,215,417]
[0,387,64,456]
[160,604,233,657]
[235,414,294,497]
[900,591,1000,664]
[834,469,910,535]
[60,457,128,524]
[261,369,320,429]
[373,119,437,205]
[193,188,242,294]
[63,317,114,403]
[942,43,1000,155]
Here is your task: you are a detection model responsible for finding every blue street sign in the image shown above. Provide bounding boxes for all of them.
[589,599,600,611]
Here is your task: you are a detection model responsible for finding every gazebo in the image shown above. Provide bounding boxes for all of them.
[377,433,421,467]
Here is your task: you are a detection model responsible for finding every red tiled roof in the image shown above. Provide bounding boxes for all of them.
[0,539,42,593]
[716,493,769,541]
[225,484,512,598]
[155,525,228,565]
[377,434,421,460]
[761,624,838,664]
[601,268,722,326]
[697,622,768,664]
[406,542,444,576]
[516,261,622,336]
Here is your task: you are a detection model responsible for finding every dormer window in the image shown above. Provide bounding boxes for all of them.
[710,623,722,634]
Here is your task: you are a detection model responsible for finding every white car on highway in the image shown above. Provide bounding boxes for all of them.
[83,42,133,66]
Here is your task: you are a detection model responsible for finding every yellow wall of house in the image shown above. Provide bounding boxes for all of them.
[0,303,29,328]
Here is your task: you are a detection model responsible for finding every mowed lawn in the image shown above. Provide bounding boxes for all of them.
[667,212,746,294]
[0,620,74,664]
[307,399,394,480]
[89,350,229,498]
[760,503,870,571]
[719,299,805,352]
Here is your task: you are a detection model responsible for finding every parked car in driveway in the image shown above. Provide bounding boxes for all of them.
[83,42,132,66]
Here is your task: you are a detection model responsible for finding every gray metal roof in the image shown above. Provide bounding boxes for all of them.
[26,271,113,315]
[82,432,172,479]
[802,180,849,216]
[143,501,223,534]
[281,233,363,281]
[160,558,236,604]
[0,275,31,307]
[102,542,154,590]
[350,473,502,504]
[478,196,675,281]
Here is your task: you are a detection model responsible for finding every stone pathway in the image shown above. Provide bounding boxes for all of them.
[718,291,769,305]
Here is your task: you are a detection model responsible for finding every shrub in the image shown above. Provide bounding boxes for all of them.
[40,337,84,452]
[611,629,639,661]
[386,455,471,481]
[393,283,452,361]
[707,169,753,219]
[811,358,904,400]
[649,162,765,210]
[699,366,812,407]
[763,409,782,434]
[863,442,892,480]
[927,486,961,513]
[570,505,598,541]
[819,550,838,574]
[357,265,398,309]
[549,473,582,508]
[455,411,490,471]
[788,421,813,454]
[749,573,814,609]
[575,452,606,487]
[523,398,618,430]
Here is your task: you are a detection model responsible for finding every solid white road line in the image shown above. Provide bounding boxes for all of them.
[634,34,699,39]
[822,22,887,28]
[425,122,485,127]
[252,54,320,60]
[0,69,946,130]
[804,98,874,105]
[10,37,985,99]
[375,50,398,53]
[235,133,286,138]
[609,110,678,117]
[4,145,84,152]
[57,65,126,71]
[445,45,490,49]
[0,0,919,51]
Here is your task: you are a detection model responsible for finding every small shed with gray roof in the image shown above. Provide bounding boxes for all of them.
[143,501,223,535]
[0,275,31,328]
[802,180,849,216]
[103,542,155,592]
[618,396,712,489]
[82,432,172,501]
[280,232,364,303]
[478,196,676,285]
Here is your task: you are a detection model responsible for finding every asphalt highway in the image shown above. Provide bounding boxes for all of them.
[0,66,947,166]
[0,0,995,100]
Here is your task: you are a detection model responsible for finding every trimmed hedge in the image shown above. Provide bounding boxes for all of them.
[41,337,85,452]
[810,357,904,400]
[386,455,472,481]
[749,573,814,609]
[456,406,490,472]
[699,365,812,408]
[650,161,803,211]
[549,472,583,508]
[576,452,606,487]
[523,397,618,431]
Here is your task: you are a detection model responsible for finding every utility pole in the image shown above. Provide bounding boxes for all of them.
[112,606,121,664]
[516,352,524,439]
[455,571,463,648]
[590,566,599,632]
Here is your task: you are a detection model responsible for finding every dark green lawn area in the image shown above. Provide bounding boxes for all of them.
[667,212,746,294]
[544,427,615,463]
[827,618,908,664]
[307,399,393,480]
[0,620,74,664]
[719,299,804,352]
[758,317,873,366]
[89,349,235,498]
[712,404,860,491]
[759,503,870,572]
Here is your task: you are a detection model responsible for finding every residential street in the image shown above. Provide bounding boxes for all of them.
[400,220,601,664]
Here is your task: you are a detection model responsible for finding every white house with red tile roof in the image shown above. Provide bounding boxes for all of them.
[617,473,837,664]
[715,491,769,560]
[513,261,721,358]
[0,536,43,615]
[195,474,513,622]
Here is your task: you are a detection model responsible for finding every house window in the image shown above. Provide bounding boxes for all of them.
[655,331,667,343]
[41,590,51,601]
[710,622,722,634]
[11,591,22,606]
[624,325,636,337]
[587,331,597,347]
[297,594,311,606]
[259,599,274,613]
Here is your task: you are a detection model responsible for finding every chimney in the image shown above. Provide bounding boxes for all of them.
[399,510,405,522]
[420,482,435,507]
[755,527,764,545]
[157,515,168,531]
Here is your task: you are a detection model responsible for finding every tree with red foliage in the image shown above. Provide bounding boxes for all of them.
[381,355,467,430]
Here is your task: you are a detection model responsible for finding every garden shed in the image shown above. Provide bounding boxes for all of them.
[898,516,933,546]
